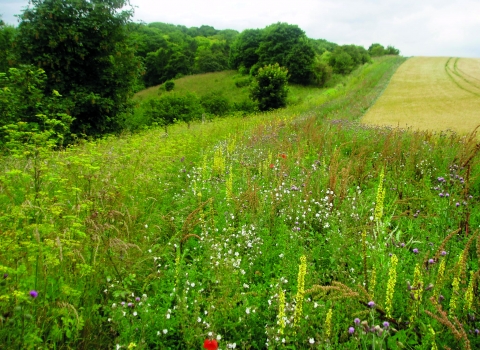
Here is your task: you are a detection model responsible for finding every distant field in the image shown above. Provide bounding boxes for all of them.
[362,56,480,135]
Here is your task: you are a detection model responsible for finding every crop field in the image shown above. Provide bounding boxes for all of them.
[362,56,480,135]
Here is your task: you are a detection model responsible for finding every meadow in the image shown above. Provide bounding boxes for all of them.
[362,57,480,135]
[1,56,480,349]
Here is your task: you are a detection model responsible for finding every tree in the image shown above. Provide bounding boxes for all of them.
[0,22,17,73]
[15,0,142,136]
[368,43,385,57]
[250,63,289,111]
[256,23,315,84]
[229,28,263,71]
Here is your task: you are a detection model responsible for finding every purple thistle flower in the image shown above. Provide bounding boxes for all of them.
[475,329,479,335]
[383,321,389,328]
[128,302,134,308]
[437,177,444,182]
[29,290,38,298]
[135,297,141,302]
[455,202,460,207]
[400,243,405,248]
[354,318,361,325]
[440,251,447,256]
[367,301,375,308]
[413,248,419,254]
[121,301,126,306]
[439,193,444,197]
[349,327,355,334]
[428,259,435,264]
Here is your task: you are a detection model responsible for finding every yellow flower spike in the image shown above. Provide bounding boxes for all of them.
[277,289,286,334]
[385,254,398,318]
[429,325,438,350]
[370,267,376,299]
[464,271,475,311]
[128,342,137,349]
[409,264,423,326]
[374,167,386,223]
[325,308,333,339]
[293,255,307,327]
[432,258,446,304]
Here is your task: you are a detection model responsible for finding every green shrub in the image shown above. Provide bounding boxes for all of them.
[164,80,175,91]
[144,92,203,130]
[250,63,289,111]
[200,91,230,116]
[234,76,252,88]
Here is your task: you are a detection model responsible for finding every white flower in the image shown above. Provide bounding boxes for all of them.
[246,307,251,314]
[227,343,237,349]
[243,283,249,289]
[216,334,222,340]
[197,317,202,323]
[112,303,117,308]
[133,311,137,316]
[309,338,315,344]
[145,224,148,228]
[163,329,168,334]
[166,313,171,319]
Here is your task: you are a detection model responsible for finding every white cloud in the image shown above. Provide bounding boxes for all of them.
[1,0,479,57]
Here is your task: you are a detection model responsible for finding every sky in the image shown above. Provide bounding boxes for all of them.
[1,0,479,58]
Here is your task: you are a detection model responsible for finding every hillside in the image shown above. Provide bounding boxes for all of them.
[1,56,480,349]
[362,56,480,134]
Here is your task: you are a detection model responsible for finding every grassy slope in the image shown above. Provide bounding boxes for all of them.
[362,57,480,134]
[1,56,480,349]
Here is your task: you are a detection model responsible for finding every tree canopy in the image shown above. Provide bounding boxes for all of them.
[15,0,142,135]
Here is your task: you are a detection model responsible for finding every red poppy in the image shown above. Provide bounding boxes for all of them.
[269,163,274,169]
[203,339,219,350]
[279,153,287,159]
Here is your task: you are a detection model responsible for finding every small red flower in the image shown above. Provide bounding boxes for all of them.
[203,339,218,350]
[269,163,274,169]
[279,153,287,159]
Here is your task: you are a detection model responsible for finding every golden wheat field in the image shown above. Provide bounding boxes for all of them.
[362,56,480,135]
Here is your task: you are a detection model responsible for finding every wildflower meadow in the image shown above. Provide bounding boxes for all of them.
[1,56,479,349]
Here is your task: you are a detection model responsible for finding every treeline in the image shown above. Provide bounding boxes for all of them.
[0,0,400,147]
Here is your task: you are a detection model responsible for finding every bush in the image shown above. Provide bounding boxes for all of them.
[144,92,203,130]
[234,76,252,88]
[164,80,175,91]
[200,92,230,116]
[250,63,289,111]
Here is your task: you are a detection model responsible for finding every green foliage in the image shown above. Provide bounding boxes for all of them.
[200,91,230,116]
[0,22,17,73]
[164,80,175,91]
[144,92,203,129]
[0,65,73,148]
[256,23,316,85]
[250,63,289,111]
[229,28,263,70]
[15,0,141,136]
[369,43,386,56]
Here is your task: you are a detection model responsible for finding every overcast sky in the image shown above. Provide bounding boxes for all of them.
[1,0,479,58]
